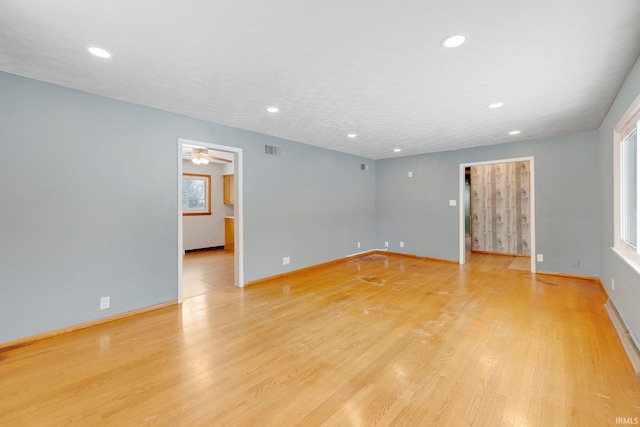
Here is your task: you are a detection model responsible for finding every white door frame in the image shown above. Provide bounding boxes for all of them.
[177,138,244,303]
[459,156,536,273]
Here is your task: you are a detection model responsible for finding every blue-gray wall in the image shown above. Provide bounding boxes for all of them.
[2,55,640,348]
[376,132,600,277]
[0,72,376,344]
[598,56,640,347]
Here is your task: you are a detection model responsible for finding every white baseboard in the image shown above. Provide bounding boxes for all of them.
[605,299,640,382]
[346,248,384,257]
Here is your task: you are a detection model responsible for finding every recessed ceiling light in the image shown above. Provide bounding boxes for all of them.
[88,46,112,58]
[266,107,279,113]
[347,133,357,138]
[393,148,402,152]
[509,130,521,135]
[441,34,467,48]
[488,102,504,109]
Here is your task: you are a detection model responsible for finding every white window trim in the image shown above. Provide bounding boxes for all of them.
[612,92,640,275]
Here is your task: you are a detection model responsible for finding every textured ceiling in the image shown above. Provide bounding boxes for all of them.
[1,1,640,159]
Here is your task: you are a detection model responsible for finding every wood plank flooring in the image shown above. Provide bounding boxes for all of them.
[1,253,639,426]
[183,249,235,298]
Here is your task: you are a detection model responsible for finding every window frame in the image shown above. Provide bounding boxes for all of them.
[613,93,640,273]
[182,173,212,216]
[621,128,637,248]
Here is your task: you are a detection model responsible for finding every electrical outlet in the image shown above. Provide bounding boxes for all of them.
[536,254,544,262]
[400,241,404,248]
[408,171,413,178]
[384,241,389,248]
[357,242,361,248]
[283,257,290,265]
[100,296,110,310]
[449,200,457,206]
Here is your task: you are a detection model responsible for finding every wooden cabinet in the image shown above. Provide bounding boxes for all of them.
[224,217,234,251]
[223,174,234,205]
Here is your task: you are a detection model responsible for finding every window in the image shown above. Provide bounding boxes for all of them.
[613,93,640,272]
[621,128,637,248]
[182,173,211,216]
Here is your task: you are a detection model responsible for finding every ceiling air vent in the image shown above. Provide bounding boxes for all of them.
[265,145,279,155]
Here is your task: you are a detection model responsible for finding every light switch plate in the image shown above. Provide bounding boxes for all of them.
[449,200,457,206]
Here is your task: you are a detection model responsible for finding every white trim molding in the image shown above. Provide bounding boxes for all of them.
[605,299,640,382]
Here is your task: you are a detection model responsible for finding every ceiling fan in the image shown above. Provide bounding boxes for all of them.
[184,147,232,165]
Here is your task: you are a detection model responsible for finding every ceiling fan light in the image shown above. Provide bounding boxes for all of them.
[191,150,211,165]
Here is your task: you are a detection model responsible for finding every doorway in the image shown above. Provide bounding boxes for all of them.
[458,157,536,273]
[177,138,244,303]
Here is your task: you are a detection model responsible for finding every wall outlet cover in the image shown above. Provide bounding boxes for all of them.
[283,256,290,265]
[449,200,456,206]
[400,241,404,247]
[100,296,110,310]
[536,254,544,262]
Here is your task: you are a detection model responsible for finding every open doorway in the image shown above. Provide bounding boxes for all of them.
[177,138,244,303]
[458,157,536,273]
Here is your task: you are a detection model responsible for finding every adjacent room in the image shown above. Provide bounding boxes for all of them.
[181,145,237,297]
[1,1,640,425]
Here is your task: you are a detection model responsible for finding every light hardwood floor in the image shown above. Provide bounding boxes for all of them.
[1,253,639,426]
[183,249,235,298]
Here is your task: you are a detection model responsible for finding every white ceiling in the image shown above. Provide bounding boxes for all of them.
[2,1,640,159]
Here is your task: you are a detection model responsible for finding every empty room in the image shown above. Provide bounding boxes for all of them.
[1,1,640,425]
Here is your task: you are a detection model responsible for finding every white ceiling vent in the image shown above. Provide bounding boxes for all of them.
[265,145,279,155]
